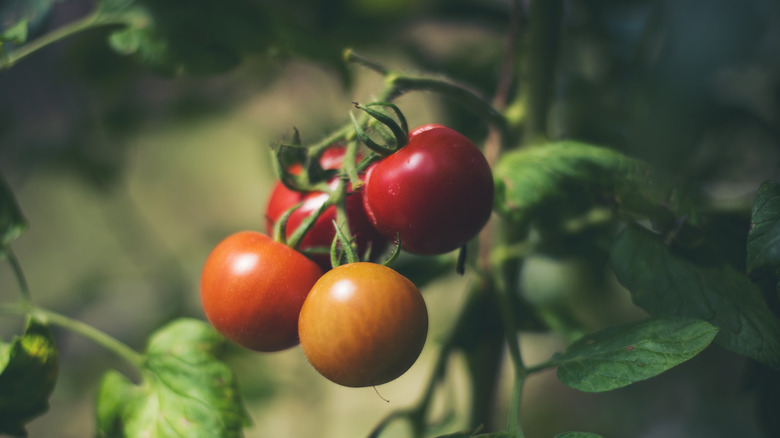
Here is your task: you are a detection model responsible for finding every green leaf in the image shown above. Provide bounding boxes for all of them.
[0,0,57,42]
[493,142,671,229]
[554,317,717,392]
[0,173,27,247]
[554,433,605,438]
[610,223,780,370]
[0,317,59,437]
[747,181,780,281]
[0,20,27,45]
[96,318,251,437]
[96,0,278,76]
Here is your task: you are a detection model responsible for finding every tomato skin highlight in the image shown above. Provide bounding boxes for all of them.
[298,262,428,387]
[363,124,494,255]
[200,231,323,352]
[265,147,386,270]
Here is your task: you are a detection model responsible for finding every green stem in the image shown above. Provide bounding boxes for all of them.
[341,138,363,190]
[0,11,128,70]
[4,246,31,303]
[519,0,563,144]
[343,48,389,75]
[309,124,355,157]
[333,178,358,262]
[525,358,557,375]
[345,50,511,146]
[286,198,332,250]
[34,306,146,369]
[507,370,526,437]
[386,75,512,147]
[492,277,524,373]
[0,303,145,369]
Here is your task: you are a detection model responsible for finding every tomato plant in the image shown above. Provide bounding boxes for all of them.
[362,124,494,254]
[298,262,428,387]
[200,231,323,352]
[265,147,386,270]
[1,1,779,437]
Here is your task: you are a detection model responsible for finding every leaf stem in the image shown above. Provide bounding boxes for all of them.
[0,303,146,369]
[343,48,389,75]
[519,0,563,144]
[507,371,526,437]
[0,10,128,70]
[37,306,145,369]
[385,75,512,147]
[4,246,31,303]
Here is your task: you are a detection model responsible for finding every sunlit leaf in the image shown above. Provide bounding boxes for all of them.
[0,173,27,247]
[0,20,27,45]
[0,0,57,42]
[610,223,780,370]
[493,142,671,229]
[747,180,780,281]
[96,318,251,437]
[554,317,717,392]
[0,317,59,437]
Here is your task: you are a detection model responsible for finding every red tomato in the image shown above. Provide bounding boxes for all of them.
[200,231,323,352]
[362,124,494,255]
[265,147,386,270]
[298,262,428,387]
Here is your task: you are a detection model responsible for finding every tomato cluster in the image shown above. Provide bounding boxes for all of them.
[200,123,493,387]
[264,147,386,271]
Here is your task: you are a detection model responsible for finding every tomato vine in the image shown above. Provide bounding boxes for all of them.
[1,0,779,437]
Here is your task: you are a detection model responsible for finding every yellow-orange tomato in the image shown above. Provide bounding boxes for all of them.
[298,262,428,387]
[200,231,323,352]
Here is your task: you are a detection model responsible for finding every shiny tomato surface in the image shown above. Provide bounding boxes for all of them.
[200,231,323,352]
[298,262,428,387]
[362,124,494,254]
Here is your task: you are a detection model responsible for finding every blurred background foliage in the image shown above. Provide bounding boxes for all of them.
[0,0,779,436]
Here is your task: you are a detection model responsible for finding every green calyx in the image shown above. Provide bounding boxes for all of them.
[351,101,409,156]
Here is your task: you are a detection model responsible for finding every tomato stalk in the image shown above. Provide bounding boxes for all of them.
[3,246,31,304]
[482,0,563,393]
[0,9,138,71]
[270,143,333,194]
[271,200,303,245]
[331,178,359,266]
[517,0,563,144]
[1,239,144,370]
[285,196,334,250]
[344,49,511,147]
[0,303,145,372]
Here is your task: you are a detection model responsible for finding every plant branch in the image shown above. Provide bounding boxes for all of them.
[520,0,563,144]
[0,11,129,70]
[507,371,526,437]
[34,306,146,368]
[3,246,31,303]
[0,303,145,369]
[384,75,511,146]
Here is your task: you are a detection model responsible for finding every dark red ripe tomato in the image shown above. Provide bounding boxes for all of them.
[200,231,323,352]
[265,147,386,270]
[298,262,428,387]
[362,124,494,255]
